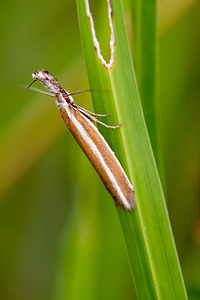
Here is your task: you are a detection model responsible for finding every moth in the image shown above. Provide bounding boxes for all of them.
[27,70,135,210]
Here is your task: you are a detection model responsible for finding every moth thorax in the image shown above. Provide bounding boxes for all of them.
[55,93,68,109]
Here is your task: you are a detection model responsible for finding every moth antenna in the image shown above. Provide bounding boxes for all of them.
[21,85,54,97]
[27,79,36,89]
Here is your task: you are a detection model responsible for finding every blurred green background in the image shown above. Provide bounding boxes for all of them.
[0,0,199,299]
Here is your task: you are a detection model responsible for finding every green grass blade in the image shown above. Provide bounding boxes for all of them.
[76,0,188,299]
[131,0,159,163]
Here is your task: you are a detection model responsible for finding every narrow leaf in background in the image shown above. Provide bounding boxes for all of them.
[131,0,164,175]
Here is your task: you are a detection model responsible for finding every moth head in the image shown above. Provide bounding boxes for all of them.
[31,70,62,95]
[32,70,53,81]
